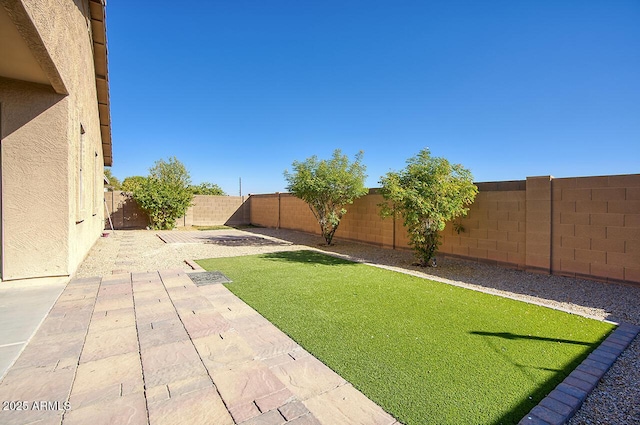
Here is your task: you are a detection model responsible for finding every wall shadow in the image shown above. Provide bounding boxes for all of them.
[224,199,250,226]
[0,78,66,139]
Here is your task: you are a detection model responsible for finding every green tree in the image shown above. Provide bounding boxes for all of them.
[284,149,368,245]
[103,168,121,191]
[132,157,194,230]
[190,182,226,196]
[122,176,147,193]
[379,148,478,266]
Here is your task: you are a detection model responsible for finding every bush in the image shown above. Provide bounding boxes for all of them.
[284,149,368,245]
[132,157,193,230]
[121,176,146,193]
[190,182,226,196]
[379,148,478,266]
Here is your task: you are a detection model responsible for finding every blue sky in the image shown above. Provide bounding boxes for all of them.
[106,1,639,195]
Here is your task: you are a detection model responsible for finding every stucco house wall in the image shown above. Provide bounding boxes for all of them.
[0,0,111,281]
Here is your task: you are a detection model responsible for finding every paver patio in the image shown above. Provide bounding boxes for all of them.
[0,268,398,425]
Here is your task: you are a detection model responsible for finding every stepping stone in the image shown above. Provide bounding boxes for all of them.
[187,271,232,286]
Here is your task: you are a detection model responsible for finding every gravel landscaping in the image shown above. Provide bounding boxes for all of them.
[76,227,640,425]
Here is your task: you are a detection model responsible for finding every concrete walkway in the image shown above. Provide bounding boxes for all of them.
[0,268,398,425]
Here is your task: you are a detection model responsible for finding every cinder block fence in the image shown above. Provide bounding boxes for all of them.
[103,193,248,229]
[248,174,640,286]
[105,173,640,286]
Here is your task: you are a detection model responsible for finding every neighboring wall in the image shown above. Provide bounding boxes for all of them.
[551,175,640,283]
[177,195,249,227]
[104,193,249,229]
[248,174,640,286]
[104,191,148,229]
[438,180,528,268]
[104,174,640,285]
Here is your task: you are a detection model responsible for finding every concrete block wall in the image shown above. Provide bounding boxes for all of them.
[104,191,149,229]
[279,194,318,233]
[249,191,400,247]
[105,193,250,229]
[248,173,640,286]
[248,194,280,229]
[551,174,640,284]
[104,173,640,286]
[178,195,247,226]
[439,180,527,269]
[337,192,395,247]
[526,177,552,273]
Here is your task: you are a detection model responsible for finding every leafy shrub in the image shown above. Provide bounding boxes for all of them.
[132,157,193,230]
[190,182,226,196]
[379,148,477,266]
[284,149,368,245]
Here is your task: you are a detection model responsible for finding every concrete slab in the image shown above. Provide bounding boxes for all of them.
[0,344,23,381]
[0,277,67,379]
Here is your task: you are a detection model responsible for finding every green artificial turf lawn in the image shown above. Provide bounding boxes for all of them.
[197,250,614,425]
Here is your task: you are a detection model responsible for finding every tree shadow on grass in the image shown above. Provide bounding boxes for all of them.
[470,330,610,424]
[469,331,594,346]
[261,250,358,266]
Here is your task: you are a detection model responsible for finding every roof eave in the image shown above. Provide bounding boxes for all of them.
[89,0,112,166]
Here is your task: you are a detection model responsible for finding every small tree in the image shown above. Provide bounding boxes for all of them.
[379,148,478,266]
[191,182,226,196]
[132,157,194,230]
[122,176,147,193]
[284,149,368,245]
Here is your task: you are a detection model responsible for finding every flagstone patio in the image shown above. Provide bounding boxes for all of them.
[0,268,398,425]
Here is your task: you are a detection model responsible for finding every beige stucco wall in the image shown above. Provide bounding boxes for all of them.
[0,0,105,280]
[0,79,70,279]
